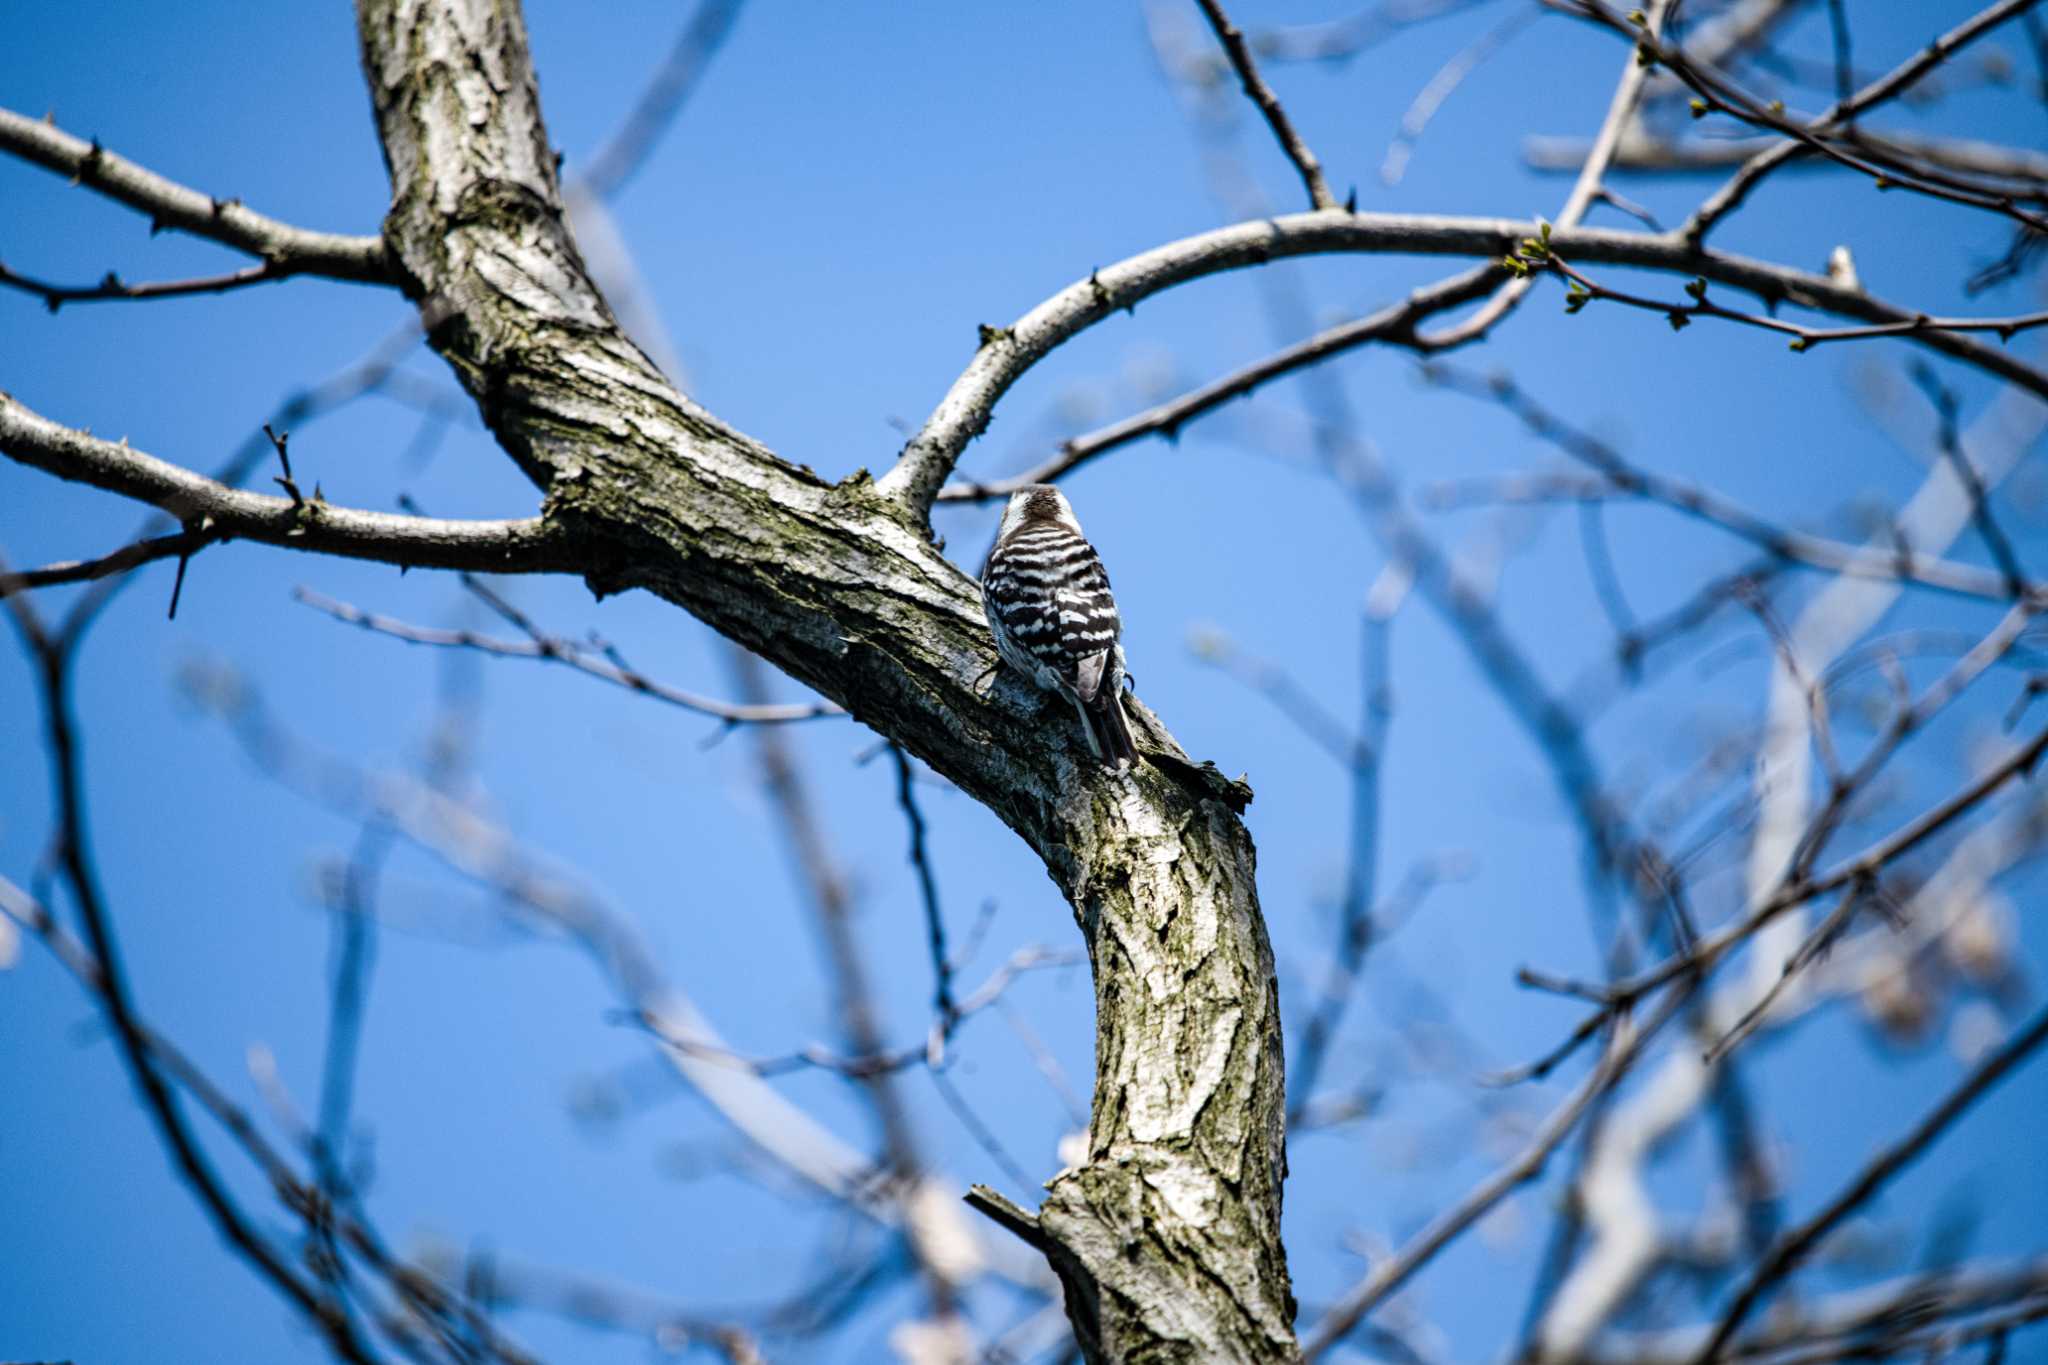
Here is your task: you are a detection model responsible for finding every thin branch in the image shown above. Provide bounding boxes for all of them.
[1382,8,1545,186]
[1425,469,2020,600]
[1526,126,2048,187]
[1824,0,1854,114]
[0,391,584,577]
[1658,0,2047,242]
[1192,0,1339,209]
[1514,718,2048,1066]
[0,871,550,1364]
[1521,242,2048,350]
[1913,361,2034,597]
[0,527,214,599]
[293,586,841,726]
[1695,1000,2048,1362]
[1555,1,2048,238]
[887,208,2048,514]
[889,745,959,1049]
[1,591,385,1365]
[1302,987,1694,1359]
[1249,0,1502,65]
[0,257,305,311]
[1700,876,1870,1065]
[724,647,967,1328]
[0,106,392,285]
[934,265,1503,503]
[1416,361,2027,602]
[574,0,748,199]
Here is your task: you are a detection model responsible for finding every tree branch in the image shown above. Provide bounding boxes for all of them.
[0,257,309,311]
[1651,0,2046,242]
[1695,1000,2048,1362]
[350,1,1299,1355]
[0,391,586,577]
[885,210,2048,518]
[1193,0,1340,209]
[294,584,842,726]
[0,106,394,286]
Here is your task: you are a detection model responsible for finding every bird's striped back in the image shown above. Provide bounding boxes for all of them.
[983,519,1121,699]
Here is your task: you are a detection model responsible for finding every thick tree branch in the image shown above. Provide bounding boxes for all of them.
[351,1,1297,1356]
[0,106,394,286]
[885,210,2048,519]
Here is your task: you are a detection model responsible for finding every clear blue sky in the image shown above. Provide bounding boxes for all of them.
[3,3,2046,1362]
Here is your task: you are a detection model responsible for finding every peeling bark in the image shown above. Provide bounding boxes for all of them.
[352,1,1298,1357]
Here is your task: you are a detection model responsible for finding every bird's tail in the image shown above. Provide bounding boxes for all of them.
[1085,691,1139,772]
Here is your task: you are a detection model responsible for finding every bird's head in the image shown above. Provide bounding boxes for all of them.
[999,483,1083,540]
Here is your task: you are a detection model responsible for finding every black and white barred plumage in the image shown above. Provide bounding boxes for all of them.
[980,485,1137,771]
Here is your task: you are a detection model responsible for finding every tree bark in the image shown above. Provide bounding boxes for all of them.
[351,1,1299,1358]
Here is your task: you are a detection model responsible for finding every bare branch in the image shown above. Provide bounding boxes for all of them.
[1,592,388,1364]
[0,527,212,600]
[1416,362,2035,602]
[1302,987,1695,1359]
[1516,243,2048,350]
[0,106,393,285]
[1192,0,1340,209]
[1696,1000,2048,1362]
[891,209,2048,515]
[0,391,584,577]
[1249,0,1501,65]
[1662,0,2048,242]
[0,256,309,310]
[575,0,749,199]
[293,585,842,726]
[889,745,960,1044]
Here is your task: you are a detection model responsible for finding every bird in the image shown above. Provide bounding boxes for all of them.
[980,484,1138,771]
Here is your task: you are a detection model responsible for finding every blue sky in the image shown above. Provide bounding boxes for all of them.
[4,3,2047,1362]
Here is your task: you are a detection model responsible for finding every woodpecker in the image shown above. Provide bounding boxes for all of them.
[980,484,1138,771]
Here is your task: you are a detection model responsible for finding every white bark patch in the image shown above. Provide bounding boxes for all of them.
[472,244,609,328]
[1126,1004,1242,1143]
[1141,1154,1222,1230]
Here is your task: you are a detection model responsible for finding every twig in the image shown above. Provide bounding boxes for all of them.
[293,586,841,726]
[1695,1000,2048,1362]
[1700,876,1870,1065]
[1513,718,2048,1068]
[0,527,215,600]
[575,0,748,199]
[1555,0,2048,237]
[1518,240,2048,350]
[889,745,958,1055]
[1288,609,1397,1118]
[0,588,384,1364]
[1302,987,1693,1359]
[1249,0,1502,65]
[1381,8,1544,186]
[1912,361,2034,597]
[1193,0,1339,209]
[0,257,300,310]
[1640,0,2048,242]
